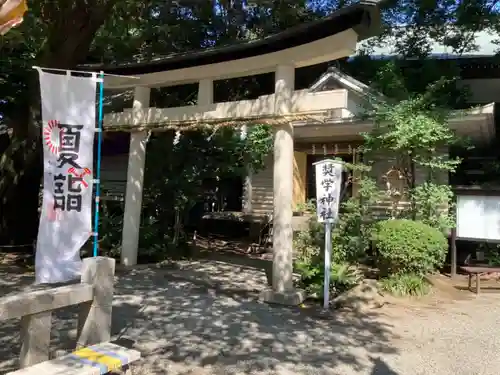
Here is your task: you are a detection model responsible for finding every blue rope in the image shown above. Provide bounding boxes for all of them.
[93,71,105,257]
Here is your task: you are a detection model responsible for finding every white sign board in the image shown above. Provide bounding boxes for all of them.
[456,194,500,241]
[314,159,343,223]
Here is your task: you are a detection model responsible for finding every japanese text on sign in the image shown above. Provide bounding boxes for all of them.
[314,160,343,223]
[51,123,90,214]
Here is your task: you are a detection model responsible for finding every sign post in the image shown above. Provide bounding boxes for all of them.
[314,159,343,309]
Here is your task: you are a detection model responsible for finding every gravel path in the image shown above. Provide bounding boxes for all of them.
[1,260,500,375]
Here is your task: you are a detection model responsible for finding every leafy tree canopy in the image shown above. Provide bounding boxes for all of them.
[0,0,499,246]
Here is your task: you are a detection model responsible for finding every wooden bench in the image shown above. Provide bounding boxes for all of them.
[460,265,500,294]
[7,342,141,375]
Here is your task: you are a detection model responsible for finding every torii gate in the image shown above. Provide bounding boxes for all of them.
[87,1,382,305]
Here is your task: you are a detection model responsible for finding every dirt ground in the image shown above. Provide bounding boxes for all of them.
[1,246,500,375]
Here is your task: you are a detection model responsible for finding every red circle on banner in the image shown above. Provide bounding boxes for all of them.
[43,120,61,155]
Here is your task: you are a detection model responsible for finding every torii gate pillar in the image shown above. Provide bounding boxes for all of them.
[260,65,305,305]
[121,86,151,266]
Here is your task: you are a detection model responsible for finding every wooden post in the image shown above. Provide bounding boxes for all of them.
[450,227,457,279]
[77,257,116,347]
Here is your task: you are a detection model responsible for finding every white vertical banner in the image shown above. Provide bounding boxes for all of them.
[314,159,343,223]
[35,69,97,284]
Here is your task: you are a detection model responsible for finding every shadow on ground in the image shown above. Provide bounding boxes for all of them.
[369,357,399,375]
[0,264,399,375]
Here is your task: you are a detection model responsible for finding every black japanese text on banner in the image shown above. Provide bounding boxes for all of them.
[35,69,97,284]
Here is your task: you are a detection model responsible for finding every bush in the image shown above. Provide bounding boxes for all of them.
[295,260,361,298]
[411,182,455,233]
[294,176,382,266]
[373,219,448,276]
[294,217,324,265]
[293,176,382,299]
[380,273,430,297]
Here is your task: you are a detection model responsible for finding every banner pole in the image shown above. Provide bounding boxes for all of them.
[93,71,105,257]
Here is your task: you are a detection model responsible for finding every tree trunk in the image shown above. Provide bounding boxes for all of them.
[409,151,416,220]
[0,1,115,251]
[0,87,41,249]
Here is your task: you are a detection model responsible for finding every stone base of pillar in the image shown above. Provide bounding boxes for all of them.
[259,288,306,306]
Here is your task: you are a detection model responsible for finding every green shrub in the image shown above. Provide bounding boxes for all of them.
[295,260,361,297]
[373,219,448,276]
[411,182,455,233]
[294,176,382,266]
[294,217,324,265]
[380,273,430,297]
[478,243,500,266]
[293,176,382,298]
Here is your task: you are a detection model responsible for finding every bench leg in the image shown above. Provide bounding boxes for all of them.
[20,311,52,368]
[468,274,472,291]
[476,274,481,295]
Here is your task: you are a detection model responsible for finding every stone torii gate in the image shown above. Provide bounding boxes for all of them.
[89,1,382,305]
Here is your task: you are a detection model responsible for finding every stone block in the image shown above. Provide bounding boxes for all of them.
[81,257,115,308]
[331,279,385,310]
[77,257,115,347]
[259,288,306,306]
[20,311,52,368]
[77,303,112,347]
[0,284,93,321]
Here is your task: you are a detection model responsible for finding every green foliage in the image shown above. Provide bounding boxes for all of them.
[355,59,469,297]
[380,273,430,297]
[350,59,470,109]
[294,199,316,214]
[331,176,384,262]
[478,243,500,266]
[144,124,272,210]
[360,62,463,232]
[1,0,498,250]
[363,76,462,177]
[295,260,362,297]
[91,125,273,262]
[244,125,274,172]
[96,199,123,257]
[0,0,327,245]
[294,175,382,265]
[294,217,323,265]
[294,175,382,296]
[360,0,499,59]
[411,182,455,233]
[486,250,500,266]
[139,124,272,256]
[373,219,448,276]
